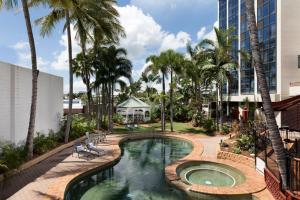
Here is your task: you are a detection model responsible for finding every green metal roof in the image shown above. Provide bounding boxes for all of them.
[117,96,150,108]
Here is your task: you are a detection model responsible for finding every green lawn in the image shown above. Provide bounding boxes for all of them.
[113,122,210,135]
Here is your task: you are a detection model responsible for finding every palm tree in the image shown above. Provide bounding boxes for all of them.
[94,45,132,131]
[140,72,159,98]
[145,55,168,132]
[201,28,238,130]
[1,0,38,159]
[160,50,184,132]
[35,0,124,142]
[245,0,287,187]
[185,43,209,111]
[72,51,94,117]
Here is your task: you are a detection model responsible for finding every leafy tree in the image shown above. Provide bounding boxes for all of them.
[201,28,238,129]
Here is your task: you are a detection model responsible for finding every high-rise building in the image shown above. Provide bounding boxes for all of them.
[218,0,300,121]
[218,0,300,109]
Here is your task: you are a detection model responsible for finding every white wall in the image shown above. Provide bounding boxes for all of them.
[279,0,300,100]
[0,62,63,144]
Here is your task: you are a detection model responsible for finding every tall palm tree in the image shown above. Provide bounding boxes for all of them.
[245,0,287,187]
[145,55,168,132]
[1,0,38,159]
[160,50,184,132]
[140,72,159,98]
[72,51,94,117]
[201,28,238,129]
[185,43,209,111]
[94,45,132,131]
[35,0,124,142]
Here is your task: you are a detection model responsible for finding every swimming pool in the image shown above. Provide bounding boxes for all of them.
[65,138,193,200]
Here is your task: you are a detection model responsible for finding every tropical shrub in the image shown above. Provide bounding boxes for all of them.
[0,143,26,171]
[33,131,59,155]
[0,160,9,174]
[113,113,124,124]
[71,115,96,140]
[150,106,160,122]
[174,105,194,122]
[233,146,241,154]
[191,111,205,127]
[237,134,254,151]
[203,118,215,132]
[221,125,230,135]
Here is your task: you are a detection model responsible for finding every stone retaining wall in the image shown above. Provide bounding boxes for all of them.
[217,150,255,168]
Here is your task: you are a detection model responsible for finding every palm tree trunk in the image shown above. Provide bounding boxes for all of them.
[64,10,73,143]
[216,83,219,130]
[96,87,100,129]
[21,0,38,160]
[170,69,174,132]
[220,81,224,130]
[108,82,113,131]
[162,73,166,132]
[245,0,287,187]
[110,84,114,130]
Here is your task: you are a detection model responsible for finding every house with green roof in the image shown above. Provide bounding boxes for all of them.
[116,96,151,123]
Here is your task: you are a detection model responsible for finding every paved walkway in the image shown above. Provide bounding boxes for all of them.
[197,136,228,157]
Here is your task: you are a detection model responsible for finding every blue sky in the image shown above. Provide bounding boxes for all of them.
[0,0,217,93]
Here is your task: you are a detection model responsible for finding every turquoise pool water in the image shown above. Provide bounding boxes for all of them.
[179,161,246,187]
[65,138,193,200]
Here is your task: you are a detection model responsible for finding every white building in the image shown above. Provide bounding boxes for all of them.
[116,96,151,124]
[0,62,63,144]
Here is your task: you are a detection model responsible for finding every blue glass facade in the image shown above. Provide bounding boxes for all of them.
[257,0,277,93]
[240,0,255,94]
[219,0,227,30]
[228,0,239,95]
[218,0,277,96]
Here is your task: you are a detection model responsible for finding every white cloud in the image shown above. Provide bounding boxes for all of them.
[50,25,81,71]
[11,41,29,50]
[130,0,214,12]
[196,21,219,42]
[159,31,191,52]
[10,41,49,71]
[197,27,206,40]
[117,5,167,62]
[117,5,192,68]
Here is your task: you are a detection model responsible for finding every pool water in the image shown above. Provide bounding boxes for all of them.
[179,162,246,187]
[65,138,193,200]
[186,169,235,187]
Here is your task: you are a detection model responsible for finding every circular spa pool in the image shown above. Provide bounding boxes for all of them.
[179,161,246,187]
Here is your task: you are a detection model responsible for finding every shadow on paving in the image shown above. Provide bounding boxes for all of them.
[0,147,73,200]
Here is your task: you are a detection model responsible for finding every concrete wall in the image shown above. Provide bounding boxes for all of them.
[0,62,63,144]
[279,0,300,100]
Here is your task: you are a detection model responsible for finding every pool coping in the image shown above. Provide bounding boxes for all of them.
[165,156,266,196]
[46,132,204,200]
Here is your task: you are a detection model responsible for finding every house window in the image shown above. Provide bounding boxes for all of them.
[298,55,300,68]
[145,111,150,118]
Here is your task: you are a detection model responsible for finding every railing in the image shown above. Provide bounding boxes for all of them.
[288,157,300,192]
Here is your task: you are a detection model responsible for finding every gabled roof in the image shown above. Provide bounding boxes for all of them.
[117,96,150,108]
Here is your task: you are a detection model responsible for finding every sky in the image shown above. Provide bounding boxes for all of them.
[0,0,217,93]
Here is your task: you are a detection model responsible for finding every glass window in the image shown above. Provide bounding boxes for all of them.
[270,0,276,14]
[263,3,269,17]
[270,14,276,24]
[270,24,276,39]
[263,27,269,42]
